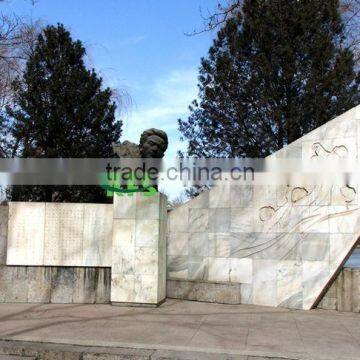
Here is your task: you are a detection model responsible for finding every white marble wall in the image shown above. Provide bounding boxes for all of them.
[7,202,113,267]
[111,193,167,305]
[167,105,360,310]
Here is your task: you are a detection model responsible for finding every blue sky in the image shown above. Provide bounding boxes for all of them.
[2,0,218,162]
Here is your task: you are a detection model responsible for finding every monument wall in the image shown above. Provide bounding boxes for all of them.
[1,107,360,309]
[0,203,112,304]
[167,106,360,310]
[3,194,167,306]
[6,202,113,267]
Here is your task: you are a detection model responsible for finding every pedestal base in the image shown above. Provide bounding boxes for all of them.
[111,193,167,307]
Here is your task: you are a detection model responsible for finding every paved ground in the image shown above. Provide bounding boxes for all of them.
[0,299,359,359]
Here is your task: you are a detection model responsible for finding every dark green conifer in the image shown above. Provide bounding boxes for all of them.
[180,0,360,157]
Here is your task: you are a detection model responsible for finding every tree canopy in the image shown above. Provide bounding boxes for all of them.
[7,24,122,202]
[180,0,360,158]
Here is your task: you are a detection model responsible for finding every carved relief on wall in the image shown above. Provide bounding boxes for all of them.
[259,206,276,222]
[311,142,348,159]
[340,185,356,203]
[258,140,355,225]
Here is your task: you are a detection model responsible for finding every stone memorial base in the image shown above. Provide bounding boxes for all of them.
[111,193,167,306]
[167,279,242,304]
[0,265,110,303]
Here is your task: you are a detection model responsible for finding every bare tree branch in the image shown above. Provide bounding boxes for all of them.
[185,0,243,36]
[0,13,41,109]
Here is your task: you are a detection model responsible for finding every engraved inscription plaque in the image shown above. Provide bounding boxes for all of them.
[83,204,112,267]
[7,202,45,265]
[44,203,84,266]
[7,202,113,267]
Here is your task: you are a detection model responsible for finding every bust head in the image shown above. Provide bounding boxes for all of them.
[139,128,168,158]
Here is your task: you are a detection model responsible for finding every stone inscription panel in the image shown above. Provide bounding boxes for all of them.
[44,203,84,266]
[83,204,112,267]
[7,202,45,265]
[7,202,113,267]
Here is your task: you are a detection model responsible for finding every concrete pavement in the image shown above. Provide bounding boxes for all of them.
[0,299,359,359]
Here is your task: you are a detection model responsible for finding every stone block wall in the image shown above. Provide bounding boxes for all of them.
[111,193,167,305]
[1,194,168,306]
[167,106,360,310]
[318,267,360,312]
[0,204,111,304]
[167,279,241,304]
[0,266,110,303]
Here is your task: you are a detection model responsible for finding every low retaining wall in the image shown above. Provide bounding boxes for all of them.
[167,279,242,304]
[168,268,360,311]
[318,267,360,312]
[1,264,360,310]
[0,266,110,303]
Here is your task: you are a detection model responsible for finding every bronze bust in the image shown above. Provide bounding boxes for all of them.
[113,128,168,158]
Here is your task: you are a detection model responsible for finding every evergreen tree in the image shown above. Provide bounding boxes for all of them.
[7,24,122,202]
[179,0,360,157]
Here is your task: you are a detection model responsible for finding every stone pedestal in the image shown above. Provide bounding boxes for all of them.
[111,192,167,306]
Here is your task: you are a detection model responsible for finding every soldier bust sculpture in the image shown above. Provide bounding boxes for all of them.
[112,128,168,158]
[139,128,168,158]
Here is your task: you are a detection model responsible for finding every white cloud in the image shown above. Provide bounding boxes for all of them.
[118,34,149,46]
[122,68,198,151]
[120,68,198,200]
